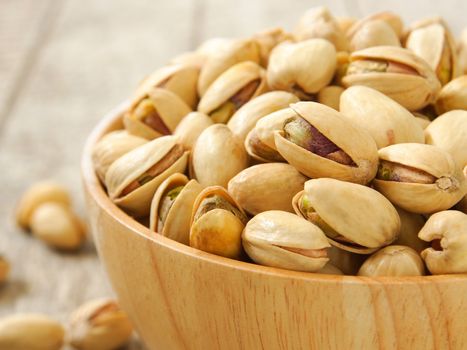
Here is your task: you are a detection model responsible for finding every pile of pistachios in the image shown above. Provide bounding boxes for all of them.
[93,7,467,277]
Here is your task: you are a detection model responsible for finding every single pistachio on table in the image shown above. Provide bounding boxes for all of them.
[373,143,467,214]
[105,136,189,217]
[252,27,292,67]
[0,314,64,350]
[267,39,337,99]
[123,88,191,140]
[15,181,71,230]
[316,85,344,110]
[198,61,268,124]
[0,256,9,283]
[434,75,467,114]
[418,210,467,274]
[191,124,248,188]
[348,19,400,52]
[347,11,404,40]
[91,130,147,182]
[190,186,248,259]
[274,102,379,184]
[412,112,431,130]
[340,86,425,149]
[393,207,429,253]
[68,298,133,350]
[327,246,366,275]
[242,210,330,272]
[424,109,467,168]
[228,163,307,215]
[149,173,203,245]
[343,46,441,111]
[244,128,285,163]
[357,245,425,277]
[173,111,213,150]
[293,178,401,254]
[293,6,349,51]
[458,28,467,74]
[227,91,299,141]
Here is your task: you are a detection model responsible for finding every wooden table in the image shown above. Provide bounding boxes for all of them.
[0,0,465,348]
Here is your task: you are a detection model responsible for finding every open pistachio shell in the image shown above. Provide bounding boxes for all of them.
[316,85,344,111]
[252,27,292,67]
[347,11,404,40]
[373,143,467,214]
[393,207,428,253]
[242,210,330,272]
[190,186,247,259]
[149,173,203,245]
[294,178,400,254]
[343,46,441,111]
[254,108,297,150]
[349,19,400,52]
[244,129,285,163]
[124,88,191,140]
[418,210,467,274]
[274,102,379,184]
[434,75,467,114]
[105,136,188,217]
[340,86,425,149]
[228,163,307,215]
[173,112,214,150]
[227,91,299,142]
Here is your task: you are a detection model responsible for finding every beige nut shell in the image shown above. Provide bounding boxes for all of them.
[173,112,214,150]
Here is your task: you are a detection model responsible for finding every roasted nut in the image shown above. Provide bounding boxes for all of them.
[327,246,366,275]
[347,11,404,40]
[316,85,344,110]
[69,299,133,350]
[0,314,64,350]
[253,27,292,67]
[173,112,214,150]
[242,210,330,272]
[0,256,9,283]
[413,112,431,130]
[349,19,400,51]
[336,16,357,34]
[459,28,467,74]
[434,75,467,114]
[418,210,467,274]
[393,207,429,253]
[244,128,285,163]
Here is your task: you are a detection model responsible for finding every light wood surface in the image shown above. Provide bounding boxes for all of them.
[1,1,467,349]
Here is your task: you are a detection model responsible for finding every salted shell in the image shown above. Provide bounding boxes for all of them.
[173,112,214,150]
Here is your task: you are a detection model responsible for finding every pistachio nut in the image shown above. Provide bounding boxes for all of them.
[198,61,268,123]
[254,107,297,150]
[349,19,401,52]
[190,186,248,259]
[149,173,203,245]
[393,207,429,253]
[373,143,467,214]
[340,86,425,148]
[197,38,260,96]
[69,298,133,350]
[347,11,404,40]
[0,256,9,283]
[92,130,147,182]
[357,245,425,276]
[343,46,441,111]
[105,136,188,217]
[413,112,431,130]
[242,210,330,272]
[16,181,71,230]
[30,202,86,250]
[173,111,214,150]
[316,85,344,110]
[294,6,349,51]
[244,128,285,163]
[327,246,366,275]
[317,263,344,275]
[267,39,337,99]
[425,109,467,168]
[434,75,467,114]
[252,27,292,67]
[227,91,299,141]
[336,16,357,34]
[0,314,64,350]
[124,88,191,140]
[418,210,467,274]
[191,124,248,188]
[459,28,467,74]
[274,102,379,184]
[294,178,400,254]
[228,163,307,215]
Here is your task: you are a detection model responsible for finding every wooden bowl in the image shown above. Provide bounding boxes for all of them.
[82,104,467,350]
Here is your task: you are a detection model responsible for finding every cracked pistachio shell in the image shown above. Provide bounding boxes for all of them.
[294,6,349,51]
[149,173,203,245]
[192,124,248,188]
[197,38,260,96]
[294,178,400,254]
[242,210,330,272]
[15,181,71,230]
[254,108,297,150]
[228,163,307,215]
[347,11,404,39]
[349,19,400,51]
[190,186,247,259]
[327,246,366,275]
[459,28,467,74]
[373,143,467,214]
[434,75,467,114]
[69,299,133,350]
[92,130,147,182]
[317,85,344,111]
[227,91,299,141]
[274,102,379,184]
[173,112,213,150]
[358,245,425,276]
[0,314,64,350]
[244,128,285,163]
[343,46,441,111]
[198,61,268,122]
[267,39,337,98]
[419,210,467,274]
[425,110,467,168]
[0,256,9,283]
[340,86,425,148]
[252,27,292,67]
[124,88,191,140]
[105,136,188,217]
[393,207,429,253]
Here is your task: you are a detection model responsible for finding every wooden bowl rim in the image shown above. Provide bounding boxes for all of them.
[81,102,467,285]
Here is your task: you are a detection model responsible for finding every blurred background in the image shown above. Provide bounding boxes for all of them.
[0,0,465,348]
